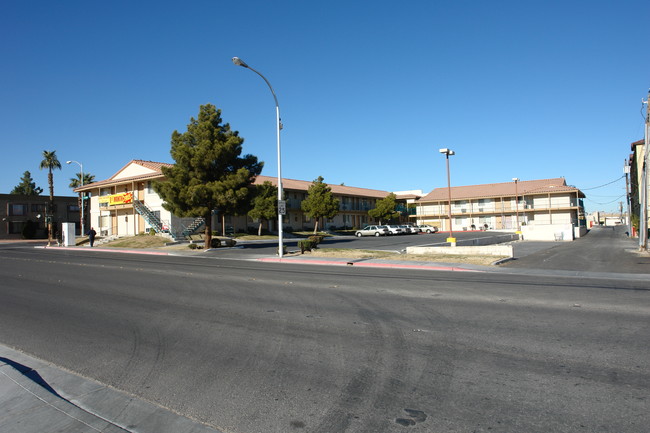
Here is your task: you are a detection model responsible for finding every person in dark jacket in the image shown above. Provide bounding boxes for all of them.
[87,227,97,247]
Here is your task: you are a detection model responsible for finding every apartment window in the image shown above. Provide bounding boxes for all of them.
[147,181,154,194]
[31,203,46,213]
[9,204,27,216]
[8,221,24,234]
[68,204,80,212]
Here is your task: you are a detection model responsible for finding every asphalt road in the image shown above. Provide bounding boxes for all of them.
[0,243,648,432]
[503,225,650,273]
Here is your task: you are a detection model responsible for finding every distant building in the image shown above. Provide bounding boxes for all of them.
[627,139,645,236]
[413,178,586,240]
[0,193,80,240]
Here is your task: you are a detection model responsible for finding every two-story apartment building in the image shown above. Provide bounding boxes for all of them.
[75,160,392,239]
[252,175,391,232]
[413,177,586,238]
[0,193,80,240]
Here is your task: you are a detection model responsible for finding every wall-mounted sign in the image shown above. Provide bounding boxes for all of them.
[98,192,133,206]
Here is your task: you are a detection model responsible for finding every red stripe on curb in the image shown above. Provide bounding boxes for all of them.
[41,246,169,256]
[257,258,481,272]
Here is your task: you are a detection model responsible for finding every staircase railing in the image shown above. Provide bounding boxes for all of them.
[181,217,205,238]
[133,200,165,234]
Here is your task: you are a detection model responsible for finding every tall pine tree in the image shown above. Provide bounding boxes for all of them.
[154,104,262,249]
[248,181,278,236]
[11,171,43,195]
[301,176,340,233]
[368,192,399,224]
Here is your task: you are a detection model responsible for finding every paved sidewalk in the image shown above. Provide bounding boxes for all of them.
[0,345,222,433]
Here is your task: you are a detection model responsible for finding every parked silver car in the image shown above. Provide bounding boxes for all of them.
[355,225,390,237]
[400,225,416,234]
[386,225,404,235]
[417,225,438,233]
[407,224,421,233]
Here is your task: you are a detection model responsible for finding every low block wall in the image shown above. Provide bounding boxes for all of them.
[521,224,574,241]
[406,245,513,257]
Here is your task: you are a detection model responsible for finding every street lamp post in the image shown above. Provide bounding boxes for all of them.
[512,177,521,234]
[232,57,285,257]
[439,148,456,246]
[66,160,84,237]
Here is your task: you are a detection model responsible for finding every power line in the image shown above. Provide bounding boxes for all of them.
[585,195,625,205]
[582,175,625,191]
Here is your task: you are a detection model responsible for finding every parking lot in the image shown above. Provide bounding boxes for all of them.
[319,230,516,251]
[209,231,519,259]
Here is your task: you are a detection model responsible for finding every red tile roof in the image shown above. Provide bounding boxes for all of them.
[75,160,172,192]
[419,177,584,202]
[76,161,391,199]
[253,175,390,198]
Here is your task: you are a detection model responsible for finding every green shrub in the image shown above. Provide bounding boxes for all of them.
[188,243,199,250]
[308,235,324,246]
[149,228,156,235]
[298,239,316,254]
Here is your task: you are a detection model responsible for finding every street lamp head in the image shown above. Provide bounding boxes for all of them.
[66,160,72,164]
[232,57,248,68]
[512,177,519,182]
[439,148,455,156]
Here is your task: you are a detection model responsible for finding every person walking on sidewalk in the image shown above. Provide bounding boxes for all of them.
[87,227,97,247]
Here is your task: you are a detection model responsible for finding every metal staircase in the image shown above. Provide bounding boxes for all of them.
[133,200,205,241]
[133,199,166,234]
[181,217,205,238]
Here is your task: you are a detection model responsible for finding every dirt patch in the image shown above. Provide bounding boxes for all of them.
[103,235,169,248]
[298,248,505,266]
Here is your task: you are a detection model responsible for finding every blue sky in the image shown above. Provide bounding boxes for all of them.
[2,0,648,213]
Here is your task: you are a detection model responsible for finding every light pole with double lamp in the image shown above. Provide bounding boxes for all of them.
[512,177,521,234]
[439,148,456,246]
[232,57,285,257]
[66,160,84,237]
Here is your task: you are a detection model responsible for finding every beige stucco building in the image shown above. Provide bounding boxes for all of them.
[75,160,393,239]
[413,177,586,240]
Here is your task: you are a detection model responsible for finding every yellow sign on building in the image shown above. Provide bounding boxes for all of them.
[98,192,133,206]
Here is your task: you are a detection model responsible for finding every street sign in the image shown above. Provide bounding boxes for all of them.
[278,200,286,215]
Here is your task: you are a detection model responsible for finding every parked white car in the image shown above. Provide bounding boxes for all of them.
[405,224,420,233]
[417,225,438,233]
[386,225,404,235]
[400,225,417,234]
[355,225,390,237]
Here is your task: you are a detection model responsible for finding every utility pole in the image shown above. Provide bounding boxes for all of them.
[640,91,650,251]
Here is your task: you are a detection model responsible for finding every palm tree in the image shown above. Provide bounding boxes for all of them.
[69,172,95,234]
[39,150,62,245]
[68,172,95,189]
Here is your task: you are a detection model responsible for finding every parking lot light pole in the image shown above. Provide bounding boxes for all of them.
[66,160,84,237]
[512,177,521,234]
[439,148,456,246]
[232,57,285,257]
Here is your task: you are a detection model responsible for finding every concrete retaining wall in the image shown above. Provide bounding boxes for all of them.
[406,245,513,257]
[521,224,574,241]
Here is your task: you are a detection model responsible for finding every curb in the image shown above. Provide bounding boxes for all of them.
[257,257,481,272]
[38,246,170,256]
